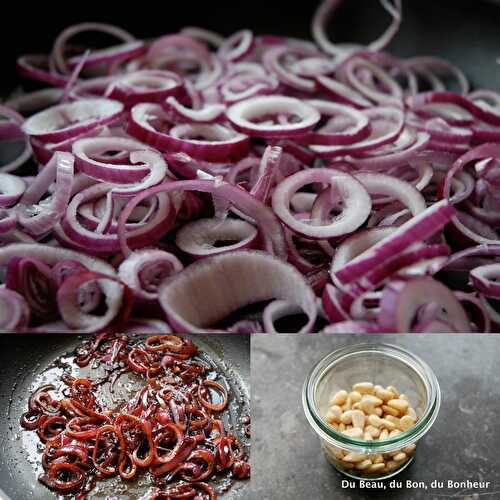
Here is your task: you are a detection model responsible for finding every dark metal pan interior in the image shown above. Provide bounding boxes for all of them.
[0,334,250,499]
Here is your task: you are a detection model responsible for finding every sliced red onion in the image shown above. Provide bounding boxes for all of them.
[0,174,26,207]
[408,115,471,144]
[333,200,455,287]
[159,251,316,333]
[0,105,24,125]
[16,54,69,87]
[22,99,124,143]
[6,256,58,320]
[72,136,168,192]
[164,97,226,124]
[0,288,31,331]
[272,168,371,239]
[312,0,402,56]
[56,270,130,332]
[106,70,184,106]
[322,284,351,323]
[404,56,469,95]
[331,227,396,274]
[250,145,282,203]
[118,249,183,301]
[338,56,404,106]
[410,91,500,126]
[0,243,118,276]
[291,56,336,78]
[218,30,255,62]
[16,152,74,236]
[353,172,427,214]
[470,264,500,298]
[4,13,500,333]
[0,209,17,234]
[51,22,136,74]
[175,218,258,258]
[349,244,451,299]
[304,100,370,145]
[378,276,470,333]
[453,291,490,333]
[117,179,286,258]
[68,41,145,70]
[128,103,250,162]
[219,72,279,104]
[0,108,32,173]
[348,130,430,170]
[310,106,404,157]
[60,184,174,254]
[316,75,372,108]
[261,300,306,333]
[30,125,107,166]
[226,95,321,138]
[262,45,318,93]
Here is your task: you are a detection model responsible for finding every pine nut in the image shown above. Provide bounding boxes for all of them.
[343,427,363,439]
[381,418,396,430]
[339,460,355,469]
[375,387,393,402]
[368,414,383,428]
[349,391,362,403]
[355,459,373,470]
[385,415,400,427]
[343,452,367,463]
[388,399,409,412]
[381,404,399,417]
[403,444,416,455]
[365,425,381,438]
[400,415,416,431]
[351,410,366,429]
[353,382,374,394]
[340,410,353,424]
[329,405,342,420]
[386,460,399,471]
[367,463,385,473]
[331,390,348,406]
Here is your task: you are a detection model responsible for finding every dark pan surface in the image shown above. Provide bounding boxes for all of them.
[0,334,250,500]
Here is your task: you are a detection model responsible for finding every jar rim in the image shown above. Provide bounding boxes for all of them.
[302,343,441,454]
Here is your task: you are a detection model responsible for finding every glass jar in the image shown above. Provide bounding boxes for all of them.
[302,343,441,480]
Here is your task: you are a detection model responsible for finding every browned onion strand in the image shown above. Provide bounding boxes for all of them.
[20,334,250,499]
[1,2,500,332]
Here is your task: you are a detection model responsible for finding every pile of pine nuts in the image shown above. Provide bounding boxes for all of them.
[322,382,418,476]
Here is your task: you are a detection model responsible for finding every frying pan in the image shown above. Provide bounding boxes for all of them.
[0,334,250,499]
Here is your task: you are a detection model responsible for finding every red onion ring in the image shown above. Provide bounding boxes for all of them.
[226,95,321,138]
[272,168,371,239]
[22,98,124,143]
[118,249,183,301]
[159,251,316,333]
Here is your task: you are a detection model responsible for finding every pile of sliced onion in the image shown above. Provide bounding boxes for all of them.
[2,0,500,332]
